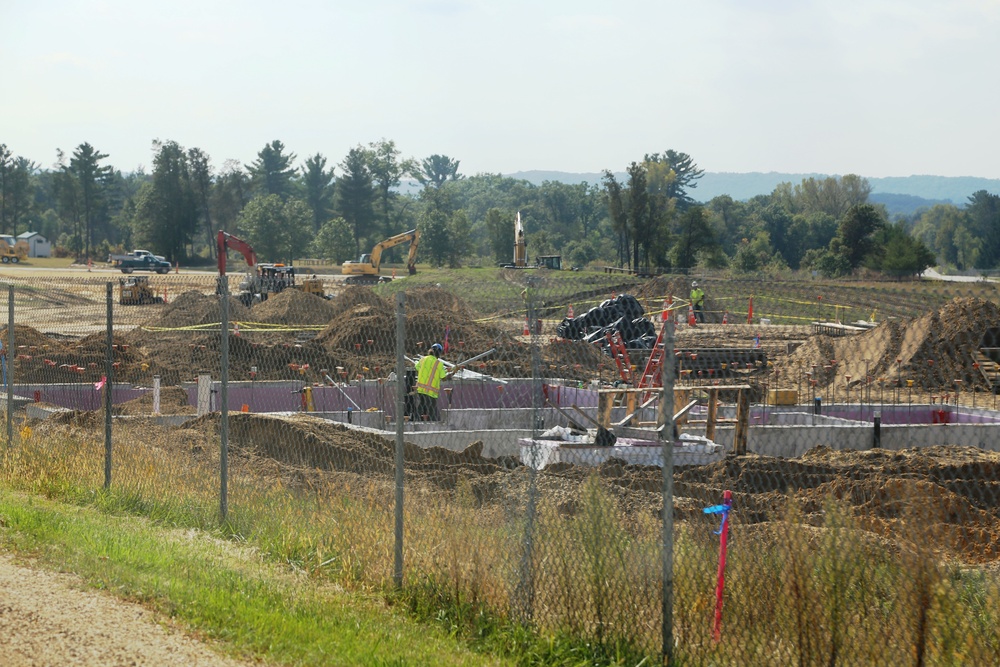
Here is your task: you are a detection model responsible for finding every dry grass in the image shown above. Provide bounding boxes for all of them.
[4,422,1000,664]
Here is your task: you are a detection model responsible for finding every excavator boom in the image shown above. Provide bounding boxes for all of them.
[217,230,257,276]
[342,229,420,283]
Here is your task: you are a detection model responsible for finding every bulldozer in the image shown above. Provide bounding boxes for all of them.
[0,235,28,264]
[341,229,419,284]
[118,276,164,305]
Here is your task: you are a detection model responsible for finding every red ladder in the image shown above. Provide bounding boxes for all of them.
[638,321,672,401]
[605,331,635,385]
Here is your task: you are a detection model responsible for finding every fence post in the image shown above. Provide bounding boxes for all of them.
[517,291,539,621]
[394,291,405,588]
[104,283,113,489]
[661,314,677,664]
[219,276,229,522]
[6,284,12,448]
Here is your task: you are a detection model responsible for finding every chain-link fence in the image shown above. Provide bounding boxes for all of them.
[3,269,1000,664]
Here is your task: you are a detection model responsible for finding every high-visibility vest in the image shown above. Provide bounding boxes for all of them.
[691,288,705,307]
[415,355,446,398]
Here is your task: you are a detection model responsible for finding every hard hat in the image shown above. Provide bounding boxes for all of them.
[431,343,443,354]
[692,281,698,287]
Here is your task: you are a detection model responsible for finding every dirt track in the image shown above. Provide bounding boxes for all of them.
[0,553,249,667]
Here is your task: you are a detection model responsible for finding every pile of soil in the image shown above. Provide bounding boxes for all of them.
[540,338,618,380]
[149,292,251,328]
[674,445,1000,563]
[184,412,513,500]
[114,385,196,415]
[3,326,138,383]
[786,297,1000,390]
[313,286,529,376]
[251,289,337,326]
[1,325,67,354]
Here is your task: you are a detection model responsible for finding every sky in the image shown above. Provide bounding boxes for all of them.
[3,0,999,179]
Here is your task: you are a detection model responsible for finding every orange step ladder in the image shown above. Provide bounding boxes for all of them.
[605,331,635,385]
[638,321,673,401]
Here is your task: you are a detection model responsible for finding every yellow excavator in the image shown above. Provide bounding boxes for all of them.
[341,229,420,284]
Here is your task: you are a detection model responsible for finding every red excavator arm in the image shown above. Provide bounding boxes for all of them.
[217,231,257,276]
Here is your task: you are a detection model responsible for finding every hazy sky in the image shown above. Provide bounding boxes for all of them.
[3,0,999,178]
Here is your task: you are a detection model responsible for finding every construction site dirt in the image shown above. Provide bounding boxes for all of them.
[8,274,1000,568]
[29,411,1000,566]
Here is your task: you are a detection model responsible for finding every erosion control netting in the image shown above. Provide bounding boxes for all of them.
[787,296,1000,391]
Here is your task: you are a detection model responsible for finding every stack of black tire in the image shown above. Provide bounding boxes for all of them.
[555,294,658,351]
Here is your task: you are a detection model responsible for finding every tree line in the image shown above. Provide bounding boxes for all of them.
[2,138,984,278]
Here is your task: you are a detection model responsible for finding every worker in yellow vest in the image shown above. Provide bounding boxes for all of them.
[690,281,706,323]
[415,343,457,421]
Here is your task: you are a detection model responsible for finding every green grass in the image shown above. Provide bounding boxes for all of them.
[0,489,507,667]
[10,256,76,268]
[381,267,644,317]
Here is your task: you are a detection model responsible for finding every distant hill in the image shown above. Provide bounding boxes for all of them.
[869,193,953,218]
[505,170,1000,214]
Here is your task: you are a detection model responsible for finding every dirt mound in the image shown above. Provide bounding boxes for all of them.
[403,287,481,322]
[251,289,337,326]
[634,276,692,302]
[1,325,66,354]
[115,385,196,415]
[327,286,392,320]
[314,286,519,374]
[146,291,251,328]
[541,338,619,379]
[674,445,1000,562]
[181,413,509,498]
[787,297,1000,390]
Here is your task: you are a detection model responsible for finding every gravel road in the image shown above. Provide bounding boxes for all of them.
[0,553,253,667]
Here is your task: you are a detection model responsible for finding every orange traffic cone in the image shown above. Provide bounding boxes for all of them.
[567,304,574,318]
[662,295,673,322]
[234,322,241,337]
[523,317,530,336]
[688,304,697,327]
[747,296,754,324]
[722,311,729,324]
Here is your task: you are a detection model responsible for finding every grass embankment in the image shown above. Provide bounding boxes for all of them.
[0,490,500,667]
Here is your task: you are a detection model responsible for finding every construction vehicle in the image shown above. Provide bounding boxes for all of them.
[0,235,28,264]
[502,213,560,270]
[118,276,164,305]
[217,230,328,305]
[109,250,172,274]
[341,229,420,284]
[513,212,527,267]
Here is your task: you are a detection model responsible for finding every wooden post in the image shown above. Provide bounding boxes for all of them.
[597,391,616,428]
[672,389,690,427]
[733,388,749,455]
[706,388,718,441]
